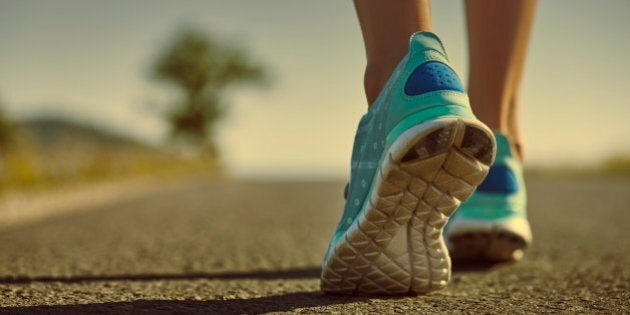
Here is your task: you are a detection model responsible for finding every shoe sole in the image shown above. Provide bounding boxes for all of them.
[321,117,496,295]
[446,218,532,262]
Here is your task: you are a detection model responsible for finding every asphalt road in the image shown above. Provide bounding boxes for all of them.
[0,177,628,314]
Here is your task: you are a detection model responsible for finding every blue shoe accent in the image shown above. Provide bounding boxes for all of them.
[404,61,465,96]
[477,164,518,194]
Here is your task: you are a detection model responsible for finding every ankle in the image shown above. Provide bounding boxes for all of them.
[509,135,525,161]
[495,129,525,161]
[363,54,406,105]
[363,63,390,105]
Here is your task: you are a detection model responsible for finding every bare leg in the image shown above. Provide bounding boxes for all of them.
[466,0,537,159]
[354,0,432,105]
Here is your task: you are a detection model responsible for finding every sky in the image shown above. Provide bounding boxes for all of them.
[0,0,629,178]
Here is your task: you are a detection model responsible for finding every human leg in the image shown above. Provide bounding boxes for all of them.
[322,1,498,294]
[445,0,538,262]
[465,0,537,157]
[354,0,432,105]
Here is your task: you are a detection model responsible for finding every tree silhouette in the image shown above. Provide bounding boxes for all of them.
[153,28,266,155]
[0,100,12,156]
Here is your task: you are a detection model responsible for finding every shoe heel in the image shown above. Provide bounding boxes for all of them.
[321,118,496,295]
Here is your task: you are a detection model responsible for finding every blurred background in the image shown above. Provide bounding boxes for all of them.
[0,0,629,189]
[0,1,629,311]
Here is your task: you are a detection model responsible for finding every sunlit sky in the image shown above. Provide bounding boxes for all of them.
[1,0,629,178]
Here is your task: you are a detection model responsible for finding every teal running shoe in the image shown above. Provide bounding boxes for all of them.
[320,32,497,295]
[445,132,532,262]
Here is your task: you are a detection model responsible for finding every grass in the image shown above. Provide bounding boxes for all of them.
[0,136,219,193]
[600,155,630,177]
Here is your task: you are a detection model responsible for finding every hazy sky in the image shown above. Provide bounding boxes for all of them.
[1,0,629,178]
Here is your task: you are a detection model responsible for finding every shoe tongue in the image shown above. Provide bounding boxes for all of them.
[408,32,448,58]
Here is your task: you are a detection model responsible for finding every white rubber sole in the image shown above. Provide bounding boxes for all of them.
[321,118,496,295]
[446,217,532,262]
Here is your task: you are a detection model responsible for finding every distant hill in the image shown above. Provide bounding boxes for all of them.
[16,117,154,151]
[0,117,216,189]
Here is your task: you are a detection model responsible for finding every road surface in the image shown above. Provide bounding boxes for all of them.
[0,177,628,313]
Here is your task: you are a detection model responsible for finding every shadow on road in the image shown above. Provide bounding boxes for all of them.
[0,265,507,313]
[0,262,503,285]
[0,267,322,284]
[452,261,512,273]
[0,292,372,314]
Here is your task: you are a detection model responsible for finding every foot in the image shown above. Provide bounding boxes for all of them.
[320,32,497,295]
[445,132,532,262]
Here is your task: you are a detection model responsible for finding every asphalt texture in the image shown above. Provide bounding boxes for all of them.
[0,177,628,314]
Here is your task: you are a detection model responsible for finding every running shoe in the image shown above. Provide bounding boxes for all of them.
[445,132,532,262]
[321,32,496,295]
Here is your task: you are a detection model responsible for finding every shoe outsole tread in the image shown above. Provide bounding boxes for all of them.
[321,118,496,295]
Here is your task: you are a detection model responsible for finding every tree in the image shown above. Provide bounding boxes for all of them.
[152,28,266,155]
[0,101,12,156]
